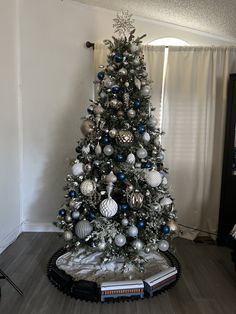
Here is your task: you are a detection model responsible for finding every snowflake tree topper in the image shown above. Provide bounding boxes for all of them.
[113,10,135,37]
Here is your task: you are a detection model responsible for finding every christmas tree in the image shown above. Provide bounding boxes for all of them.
[56,11,178,274]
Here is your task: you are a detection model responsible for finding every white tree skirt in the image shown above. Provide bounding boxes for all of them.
[56,248,170,283]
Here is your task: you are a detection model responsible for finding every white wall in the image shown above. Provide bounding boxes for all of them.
[1,0,235,238]
[0,0,21,253]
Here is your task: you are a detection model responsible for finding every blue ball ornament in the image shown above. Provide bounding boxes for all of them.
[115,153,125,162]
[100,135,110,145]
[112,85,120,94]
[58,209,66,217]
[87,105,94,114]
[68,190,77,198]
[162,225,170,235]
[86,211,96,222]
[97,71,105,80]
[118,203,129,212]
[133,99,141,109]
[142,161,153,169]
[137,125,145,134]
[137,219,146,229]
[117,172,126,182]
[114,53,123,63]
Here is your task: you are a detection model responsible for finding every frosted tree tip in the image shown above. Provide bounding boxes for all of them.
[113,10,135,37]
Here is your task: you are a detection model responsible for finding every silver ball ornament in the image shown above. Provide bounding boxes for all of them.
[110,99,119,108]
[109,128,117,138]
[133,58,140,66]
[148,116,158,128]
[80,179,96,196]
[145,170,162,187]
[128,191,144,209]
[127,225,138,237]
[125,81,129,87]
[121,218,129,226]
[126,153,135,164]
[132,239,144,251]
[71,162,84,176]
[158,240,169,252]
[64,230,73,241]
[104,77,113,88]
[119,67,127,76]
[100,198,118,218]
[144,246,151,254]
[143,132,150,143]
[103,145,114,156]
[81,119,95,136]
[71,211,80,219]
[114,234,126,247]
[65,215,72,223]
[127,109,136,118]
[141,85,151,97]
[75,220,93,239]
[136,148,148,159]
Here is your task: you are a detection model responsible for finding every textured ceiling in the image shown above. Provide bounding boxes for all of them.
[76,0,236,39]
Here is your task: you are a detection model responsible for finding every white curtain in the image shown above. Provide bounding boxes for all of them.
[94,43,165,121]
[163,47,236,239]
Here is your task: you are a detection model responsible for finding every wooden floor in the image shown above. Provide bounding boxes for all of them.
[0,233,235,314]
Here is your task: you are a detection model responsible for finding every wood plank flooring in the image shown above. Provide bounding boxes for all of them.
[0,233,235,314]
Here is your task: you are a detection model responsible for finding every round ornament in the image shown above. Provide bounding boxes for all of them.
[65,215,72,223]
[112,85,120,94]
[100,135,110,145]
[162,177,168,185]
[109,99,119,108]
[127,225,138,237]
[97,71,105,80]
[71,211,80,220]
[158,240,169,252]
[133,99,141,109]
[114,53,123,63]
[81,119,95,136]
[109,128,117,138]
[145,170,162,187]
[132,239,144,251]
[127,109,136,118]
[99,198,118,218]
[118,203,129,212]
[75,220,93,239]
[116,172,126,182]
[58,209,66,217]
[143,132,151,143]
[115,153,125,162]
[128,191,144,209]
[148,116,158,128]
[86,211,96,222]
[136,148,148,159]
[71,162,84,176]
[64,230,73,241]
[80,180,96,196]
[104,77,113,88]
[137,125,145,134]
[137,219,146,229]
[68,190,77,198]
[119,67,127,76]
[126,153,135,165]
[121,218,129,226]
[141,85,151,97]
[116,130,134,146]
[94,104,104,115]
[103,145,114,156]
[160,197,173,206]
[97,241,106,250]
[161,225,170,235]
[133,58,140,66]
[114,234,126,247]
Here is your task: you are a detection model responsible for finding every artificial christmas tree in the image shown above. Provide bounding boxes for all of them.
[48,11,180,301]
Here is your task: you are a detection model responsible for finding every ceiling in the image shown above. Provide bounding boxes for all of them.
[76,0,236,40]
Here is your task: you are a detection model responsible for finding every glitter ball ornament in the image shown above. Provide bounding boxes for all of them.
[121,218,129,226]
[75,220,93,239]
[126,153,135,164]
[71,162,84,176]
[100,197,118,218]
[128,191,144,209]
[136,147,148,159]
[80,179,96,196]
[116,130,134,146]
[160,197,173,206]
[114,234,126,247]
[127,225,138,237]
[103,145,114,156]
[64,230,73,241]
[81,119,95,136]
[132,239,144,251]
[145,170,162,187]
[158,240,169,252]
[127,108,136,118]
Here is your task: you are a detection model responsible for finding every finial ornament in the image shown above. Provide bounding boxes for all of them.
[113,10,135,37]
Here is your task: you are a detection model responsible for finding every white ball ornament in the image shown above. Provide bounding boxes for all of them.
[162,177,168,185]
[127,225,138,237]
[143,132,150,143]
[75,220,93,239]
[119,68,127,76]
[158,240,169,252]
[145,170,162,187]
[121,218,129,226]
[71,162,84,176]
[114,234,126,247]
[64,230,73,241]
[126,153,135,164]
[136,148,148,159]
[103,145,114,156]
[127,109,136,118]
[80,179,96,196]
[100,198,118,218]
[160,197,173,206]
[132,239,144,251]
[97,241,106,250]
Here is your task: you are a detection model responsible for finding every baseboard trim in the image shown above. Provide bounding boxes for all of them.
[22,222,62,233]
[0,224,22,254]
